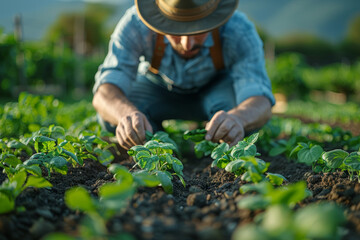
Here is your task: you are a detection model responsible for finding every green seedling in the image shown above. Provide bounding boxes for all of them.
[238,181,312,210]
[0,169,52,214]
[183,128,218,158]
[46,164,156,240]
[128,132,185,194]
[233,203,346,240]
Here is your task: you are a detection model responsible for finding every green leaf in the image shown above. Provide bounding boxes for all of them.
[322,149,349,169]
[136,151,152,160]
[132,171,160,187]
[62,149,82,165]
[240,182,272,195]
[96,149,114,166]
[268,181,310,207]
[232,224,269,240]
[294,203,345,239]
[24,176,52,189]
[266,173,287,186]
[49,156,68,169]
[144,140,160,149]
[10,170,27,193]
[158,142,176,151]
[262,204,293,234]
[344,152,360,170]
[156,171,173,194]
[194,140,218,158]
[108,164,133,185]
[99,182,135,210]
[183,129,207,142]
[65,187,96,212]
[237,195,270,210]
[0,192,14,214]
[176,174,186,188]
[269,146,287,157]
[225,159,246,173]
[298,145,323,165]
[245,132,259,145]
[128,145,150,156]
[216,156,231,169]
[211,142,229,160]
[172,158,184,176]
[20,165,43,177]
[1,154,22,168]
[145,130,153,141]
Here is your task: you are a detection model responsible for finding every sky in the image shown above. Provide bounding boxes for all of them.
[0,0,359,43]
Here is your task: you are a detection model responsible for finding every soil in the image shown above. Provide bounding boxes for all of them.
[1,132,360,240]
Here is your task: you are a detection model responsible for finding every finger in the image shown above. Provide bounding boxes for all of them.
[212,118,235,143]
[124,116,142,146]
[131,113,146,144]
[116,126,132,150]
[205,110,226,141]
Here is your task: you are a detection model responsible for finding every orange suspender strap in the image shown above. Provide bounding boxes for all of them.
[209,28,225,71]
[148,33,166,74]
[148,29,224,74]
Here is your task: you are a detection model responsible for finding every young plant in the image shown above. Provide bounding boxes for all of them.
[208,133,286,184]
[237,181,312,210]
[45,164,157,240]
[233,203,345,240]
[183,128,218,158]
[0,169,52,214]
[128,131,185,194]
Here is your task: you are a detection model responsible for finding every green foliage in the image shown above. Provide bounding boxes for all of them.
[233,203,345,240]
[128,131,185,194]
[0,93,98,138]
[266,53,308,99]
[238,181,311,210]
[0,169,52,214]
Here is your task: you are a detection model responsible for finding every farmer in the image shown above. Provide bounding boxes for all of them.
[92,0,275,150]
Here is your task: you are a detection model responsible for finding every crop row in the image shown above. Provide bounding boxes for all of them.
[1,93,357,239]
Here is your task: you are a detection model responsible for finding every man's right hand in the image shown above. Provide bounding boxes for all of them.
[115,111,153,150]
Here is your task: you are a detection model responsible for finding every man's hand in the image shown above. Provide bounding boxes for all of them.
[116,111,153,150]
[205,110,245,147]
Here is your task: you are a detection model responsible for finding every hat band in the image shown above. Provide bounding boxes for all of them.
[156,0,221,22]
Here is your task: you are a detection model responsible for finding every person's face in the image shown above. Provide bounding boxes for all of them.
[165,33,209,59]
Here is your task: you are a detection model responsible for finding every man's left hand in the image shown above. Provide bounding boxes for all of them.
[205,110,245,147]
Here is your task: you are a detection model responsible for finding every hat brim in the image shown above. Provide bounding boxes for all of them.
[135,0,239,36]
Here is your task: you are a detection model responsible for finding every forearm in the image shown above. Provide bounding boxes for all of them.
[92,83,137,126]
[228,96,272,132]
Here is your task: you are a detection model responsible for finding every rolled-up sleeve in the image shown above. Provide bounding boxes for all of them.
[223,13,275,106]
[93,8,143,96]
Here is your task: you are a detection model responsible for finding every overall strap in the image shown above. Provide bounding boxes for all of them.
[209,28,225,71]
[148,33,166,74]
[148,29,224,74]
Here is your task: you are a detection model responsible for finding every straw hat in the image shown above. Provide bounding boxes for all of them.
[135,0,239,36]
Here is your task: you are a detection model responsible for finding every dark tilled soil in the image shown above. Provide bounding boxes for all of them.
[1,146,360,240]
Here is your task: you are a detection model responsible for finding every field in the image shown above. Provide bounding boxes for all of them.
[1,93,360,240]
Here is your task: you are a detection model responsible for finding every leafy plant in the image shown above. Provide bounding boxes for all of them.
[128,131,185,194]
[183,128,218,158]
[237,181,312,210]
[0,169,52,214]
[233,203,345,240]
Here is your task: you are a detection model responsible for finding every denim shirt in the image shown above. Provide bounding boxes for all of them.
[94,6,275,106]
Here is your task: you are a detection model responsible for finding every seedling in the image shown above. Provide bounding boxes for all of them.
[128,131,185,194]
[0,169,52,214]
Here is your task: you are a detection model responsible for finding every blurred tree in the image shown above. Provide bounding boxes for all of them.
[45,3,115,55]
[274,34,339,66]
[346,14,360,45]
